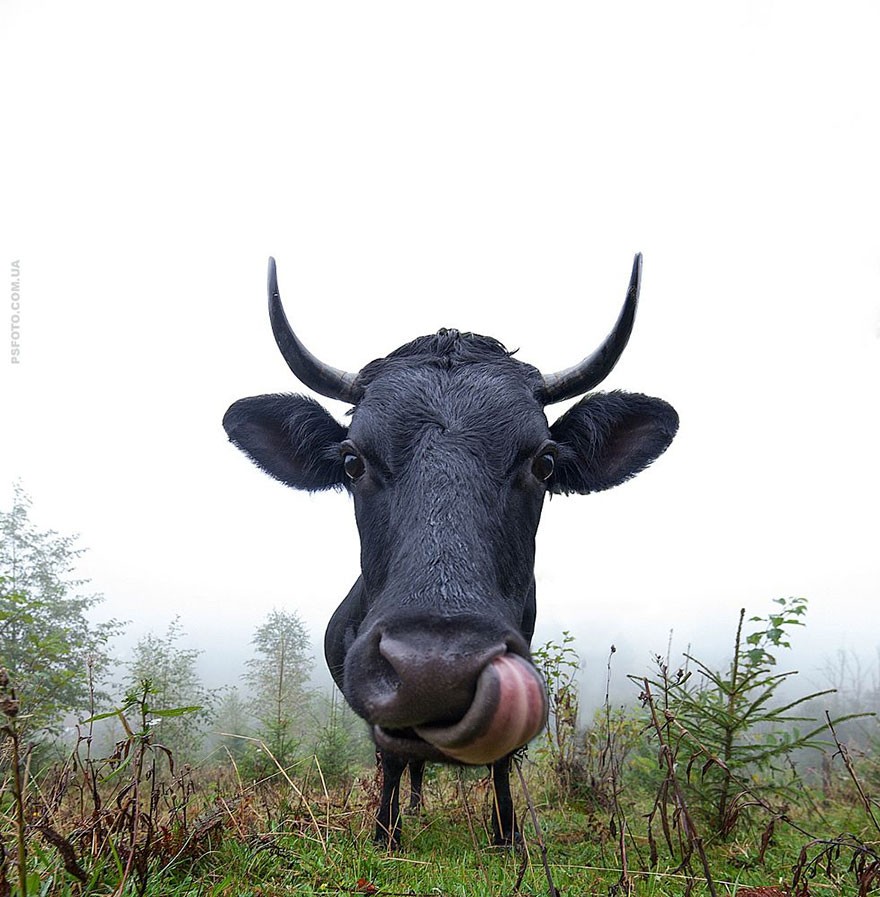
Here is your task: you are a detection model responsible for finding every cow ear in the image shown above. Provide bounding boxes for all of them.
[223,394,347,491]
[548,391,678,495]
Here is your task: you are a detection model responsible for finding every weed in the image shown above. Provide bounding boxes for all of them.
[0,668,27,897]
[533,631,581,798]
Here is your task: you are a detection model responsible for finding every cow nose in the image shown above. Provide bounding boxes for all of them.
[341,613,536,732]
[379,634,506,679]
[364,634,507,728]
[382,635,504,701]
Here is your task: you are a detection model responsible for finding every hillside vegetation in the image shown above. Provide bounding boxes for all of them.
[2,491,879,895]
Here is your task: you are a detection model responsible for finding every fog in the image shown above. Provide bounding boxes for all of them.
[1,3,878,711]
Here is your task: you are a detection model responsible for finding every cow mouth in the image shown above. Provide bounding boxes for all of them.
[373,726,451,762]
[374,654,548,765]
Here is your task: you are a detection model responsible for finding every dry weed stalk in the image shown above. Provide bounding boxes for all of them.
[789,716,880,896]
[825,711,880,834]
[455,769,490,889]
[792,834,880,897]
[0,669,27,897]
[514,756,560,897]
[602,645,636,895]
[640,677,718,897]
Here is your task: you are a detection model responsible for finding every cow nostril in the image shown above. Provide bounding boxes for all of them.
[377,635,415,681]
[503,634,533,663]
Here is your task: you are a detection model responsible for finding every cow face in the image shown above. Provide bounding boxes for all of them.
[224,257,678,766]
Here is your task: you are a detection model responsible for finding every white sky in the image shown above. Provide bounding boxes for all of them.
[1,2,878,698]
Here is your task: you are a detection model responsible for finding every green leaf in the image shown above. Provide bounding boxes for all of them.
[150,705,203,718]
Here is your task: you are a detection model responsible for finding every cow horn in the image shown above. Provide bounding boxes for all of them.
[538,253,642,405]
[267,257,363,404]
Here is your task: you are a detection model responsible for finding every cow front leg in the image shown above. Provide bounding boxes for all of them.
[406,760,425,815]
[490,755,520,846]
[375,750,408,848]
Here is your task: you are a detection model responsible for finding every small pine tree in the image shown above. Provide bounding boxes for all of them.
[212,685,254,762]
[244,608,313,771]
[312,686,371,786]
[639,597,853,839]
[123,617,218,762]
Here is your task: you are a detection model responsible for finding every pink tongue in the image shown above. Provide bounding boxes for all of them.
[414,654,548,765]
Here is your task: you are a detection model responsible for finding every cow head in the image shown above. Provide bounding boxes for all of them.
[224,256,677,765]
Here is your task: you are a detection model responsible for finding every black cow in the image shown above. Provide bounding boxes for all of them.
[224,255,677,847]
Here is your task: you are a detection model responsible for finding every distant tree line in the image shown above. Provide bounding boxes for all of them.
[0,485,371,781]
[4,482,877,805]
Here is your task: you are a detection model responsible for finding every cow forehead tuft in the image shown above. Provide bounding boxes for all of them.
[386,329,513,362]
[354,330,542,394]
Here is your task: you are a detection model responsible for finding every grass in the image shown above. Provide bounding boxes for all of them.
[3,745,879,897]
[3,609,879,896]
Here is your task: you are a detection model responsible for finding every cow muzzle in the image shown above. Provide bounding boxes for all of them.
[347,623,548,765]
[413,653,548,764]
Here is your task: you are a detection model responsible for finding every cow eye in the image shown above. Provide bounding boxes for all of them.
[343,453,365,481]
[532,452,556,482]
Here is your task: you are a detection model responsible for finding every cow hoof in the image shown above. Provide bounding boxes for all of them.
[486,842,525,854]
[373,831,402,851]
[489,833,524,852]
